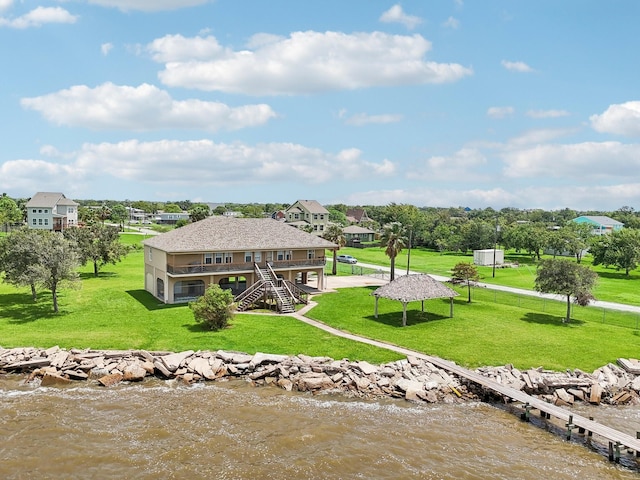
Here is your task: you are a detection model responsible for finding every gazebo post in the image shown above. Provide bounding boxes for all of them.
[450,297,454,317]
[374,296,379,319]
[402,302,407,327]
[421,300,424,312]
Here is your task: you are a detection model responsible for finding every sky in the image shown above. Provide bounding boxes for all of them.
[1,1,640,211]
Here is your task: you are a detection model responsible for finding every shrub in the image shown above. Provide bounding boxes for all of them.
[189,284,236,330]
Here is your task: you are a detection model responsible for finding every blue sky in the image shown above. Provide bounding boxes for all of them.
[2,1,640,210]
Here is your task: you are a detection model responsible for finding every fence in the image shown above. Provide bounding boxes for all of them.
[468,285,640,330]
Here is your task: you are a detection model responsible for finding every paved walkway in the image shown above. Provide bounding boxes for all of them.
[322,260,640,314]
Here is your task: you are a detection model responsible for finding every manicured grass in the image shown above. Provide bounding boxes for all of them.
[0,234,400,364]
[305,286,640,372]
[333,246,640,306]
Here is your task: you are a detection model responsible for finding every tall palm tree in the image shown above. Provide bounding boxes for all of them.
[380,222,407,281]
[323,225,346,275]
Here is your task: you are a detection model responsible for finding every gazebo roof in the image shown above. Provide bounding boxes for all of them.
[372,274,459,303]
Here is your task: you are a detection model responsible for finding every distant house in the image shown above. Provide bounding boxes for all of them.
[26,192,78,231]
[346,208,371,224]
[343,225,376,245]
[142,216,337,304]
[154,212,191,224]
[284,200,330,235]
[572,216,624,235]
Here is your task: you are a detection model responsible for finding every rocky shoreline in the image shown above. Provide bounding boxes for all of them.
[2,346,640,407]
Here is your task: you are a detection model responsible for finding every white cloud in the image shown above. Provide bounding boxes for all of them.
[379,5,422,30]
[501,60,534,73]
[101,42,113,56]
[150,31,473,95]
[443,16,460,29]
[487,106,514,119]
[590,101,640,136]
[21,83,276,132]
[407,148,488,181]
[0,6,77,29]
[87,0,210,12]
[0,0,13,13]
[526,109,570,119]
[507,128,577,146]
[340,111,403,126]
[2,140,396,190]
[502,141,640,179]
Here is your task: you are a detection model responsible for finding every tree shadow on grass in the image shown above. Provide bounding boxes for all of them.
[126,290,188,311]
[0,293,58,323]
[596,271,639,281]
[521,312,585,326]
[78,272,118,280]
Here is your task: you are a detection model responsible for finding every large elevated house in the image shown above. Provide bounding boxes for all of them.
[26,192,79,231]
[572,215,624,235]
[142,216,337,308]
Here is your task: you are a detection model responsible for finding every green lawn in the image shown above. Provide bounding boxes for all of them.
[2,234,640,371]
[332,246,640,306]
[306,286,640,372]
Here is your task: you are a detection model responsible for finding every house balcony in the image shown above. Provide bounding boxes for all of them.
[166,258,326,276]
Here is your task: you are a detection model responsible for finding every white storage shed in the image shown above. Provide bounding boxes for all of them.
[473,249,504,266]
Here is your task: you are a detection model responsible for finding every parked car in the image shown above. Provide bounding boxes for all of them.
[337,254,358,264]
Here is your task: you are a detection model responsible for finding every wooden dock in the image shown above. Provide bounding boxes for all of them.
[293,312,640,464]
[425,355,640,463]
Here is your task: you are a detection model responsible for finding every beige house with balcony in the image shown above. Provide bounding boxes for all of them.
[142,216,337,306]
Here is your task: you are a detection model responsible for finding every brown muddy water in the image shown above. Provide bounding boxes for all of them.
[1,375,639,480]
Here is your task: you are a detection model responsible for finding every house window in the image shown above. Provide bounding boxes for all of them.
[285,251,292,260]
[68,208,74,213]
[32,219,36,225]
[225,253,233,263]
[266,251,273,262]
[319,225,324,231]
[44,209,48,214]
[156,278,164,300]
[277,251,285,261]
[254,252,262,263]
[44,219,48,225]
[32,209,36,213]
[294,213,299,220]
[320,214,324,220]
[204,253,213,265]
[307,250,315,259]
[314,225,318,231]
[313,214,318,220]
[38,209,42,213]
[215,253,223,264]
[245,252,252,263]
[38,219,43,225]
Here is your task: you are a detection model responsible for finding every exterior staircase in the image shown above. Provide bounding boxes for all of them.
[235,263,305,314]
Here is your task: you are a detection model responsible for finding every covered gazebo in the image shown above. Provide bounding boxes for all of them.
[372,274,459,327]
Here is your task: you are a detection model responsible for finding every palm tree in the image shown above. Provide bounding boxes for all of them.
[323,225,346,275]
[380,222,406,281]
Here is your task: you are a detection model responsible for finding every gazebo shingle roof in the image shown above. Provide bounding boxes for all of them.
[372,274,459,302]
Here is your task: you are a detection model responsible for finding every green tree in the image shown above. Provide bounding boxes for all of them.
[189,284,236,330]
[188,204,210,222]
[450,262,479,303]
[241,204,264,218]
[0,194,23,232]
[323,224,346,275]
[380,222,406,281]
[175,218,189,228]
[213,205,226,216]
[327,207,348,226]
[164,203,182,213]
[109,204,128,231]
[589,228,640,276]
[534,258,598,323]
[0,228,44,300]
[65,224,130,277]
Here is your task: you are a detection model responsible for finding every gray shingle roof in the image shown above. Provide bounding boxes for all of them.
[142,216,338,253]
[26,192,78,208]
[292,199,329,214]
[343,225,375,234]
[372,274,459,303]
[576,215,624,226]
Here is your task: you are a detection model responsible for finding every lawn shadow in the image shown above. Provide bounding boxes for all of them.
[596,271,640,281]
[365,309,449,328]
[0,293,58,323]
[126,290,187,311]
[521,312,585,326]
[79,271,118,280]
